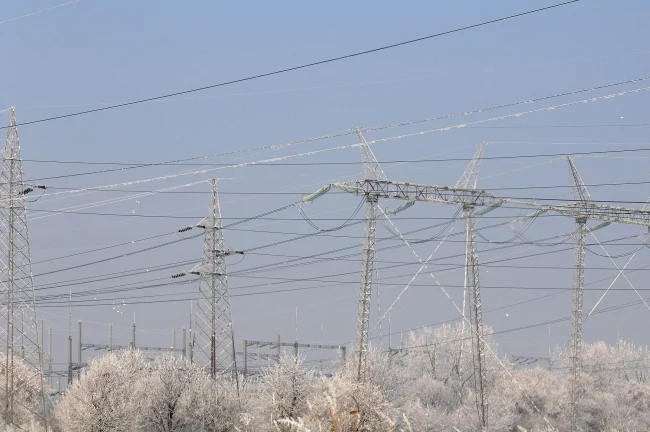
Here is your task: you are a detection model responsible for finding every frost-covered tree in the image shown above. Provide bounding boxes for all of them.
[0,354,52,431]
[139,355,203,432]
[487,366,567,431]
[53,349,145,432]
[398,323,502,430]
[284,349,404,431]
[259,355,314,430]
[183,374,252,432]
[278,372,406,432]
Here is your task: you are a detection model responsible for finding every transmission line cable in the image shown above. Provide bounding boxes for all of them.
[1,0,579,130]
[21,145,650,167]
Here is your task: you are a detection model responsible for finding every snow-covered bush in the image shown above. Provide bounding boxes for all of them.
[53,349,145,432]
[183,373,252,432]
[258,354,314,430]
[138,355,203,432]
[0,354,52,429]
[277,372,406,432]
[41,326,650,432]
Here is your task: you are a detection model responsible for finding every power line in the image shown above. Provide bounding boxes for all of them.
[31,255,650,302]
[25,144,650,182]
[25,233,645,302]
[390,294,650,354]
[464,123,650,129]
[22,199,638,290]
[26,209,567,220]
[24,73,650,188]
[35,177,650,194]
[27,234,643,301]
[20,146,650,167]
[23,198,650,220]
[0,0,579,130]
[30,201,298,270]
[25,280,650,308]
[0,0,82,26]
[231,228,633,278]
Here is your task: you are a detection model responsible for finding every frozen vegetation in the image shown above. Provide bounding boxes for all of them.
[4,323,650,431]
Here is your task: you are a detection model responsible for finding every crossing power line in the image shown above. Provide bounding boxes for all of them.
[0,0,579,130]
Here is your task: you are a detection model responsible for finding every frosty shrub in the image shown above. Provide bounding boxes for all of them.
[40,325,650,431]
[398,323,502,431]
[138,355,204,432]
[53,349,145,432]
[0,354,51,430]
[258,354,314,430]
[182,373,253,432]
[277,372,406,432]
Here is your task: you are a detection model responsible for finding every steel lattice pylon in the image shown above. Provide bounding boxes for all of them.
[356,194,376,381]
[456,143,488,429]
[0,108,46,426]
[354,128,385,381]
[569,217,586,430]
[191,179,240,378]
[566,157,590,431]
[464,205,488,428]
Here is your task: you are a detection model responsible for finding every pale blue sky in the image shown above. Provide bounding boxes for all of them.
[2,0,650,372]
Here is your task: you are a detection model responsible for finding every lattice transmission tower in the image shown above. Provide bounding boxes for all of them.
[363,139,489,428]
[455,143,489,429]
[566,157,589,431]
[0,108,46,426]
[353,128,386,382]
[173,179,242,378]
[511,157,650,431]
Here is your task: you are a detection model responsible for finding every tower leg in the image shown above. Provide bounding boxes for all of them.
[570,218,587,431]
[356,196,377,381]
[465,205,488,429]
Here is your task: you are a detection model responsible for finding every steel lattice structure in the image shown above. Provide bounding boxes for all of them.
[565,157,595,431]
[352,135,491,427]
[333,179,503,207]
[353,128,386,382]
[456,143,488,428]
[175,179,241,378]
[0,108,46,427]
[305,146,650,429]
[510,157,650,431]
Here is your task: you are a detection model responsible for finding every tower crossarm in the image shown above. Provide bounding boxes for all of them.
[548,203,650,227]
[331,180,503,207]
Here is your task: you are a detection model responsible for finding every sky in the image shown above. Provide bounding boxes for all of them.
[2,0,650,378]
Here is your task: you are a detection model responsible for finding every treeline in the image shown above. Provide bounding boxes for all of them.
[3,323,650,431]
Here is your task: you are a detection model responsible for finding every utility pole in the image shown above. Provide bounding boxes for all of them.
[182,327,187,358]
[242,341,248,377]
[40,320,44,373]
[172,179,242,379]
[0,108,46,428]
[48,327,52,388]
[67,334,72,386]
[78,321,82,365]
[188,303,193,362]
